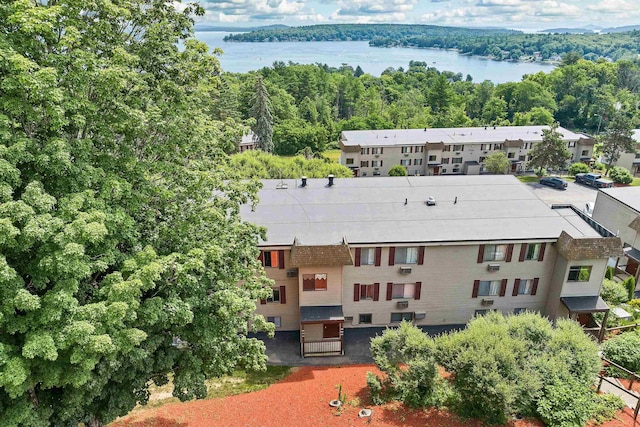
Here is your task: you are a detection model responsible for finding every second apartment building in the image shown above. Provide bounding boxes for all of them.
[339,125,594,177]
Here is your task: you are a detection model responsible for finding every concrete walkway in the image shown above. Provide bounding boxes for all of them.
[251,324,464,366]
[599,376,640,409]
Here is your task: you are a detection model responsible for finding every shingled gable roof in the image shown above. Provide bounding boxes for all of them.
[289,238,353,267]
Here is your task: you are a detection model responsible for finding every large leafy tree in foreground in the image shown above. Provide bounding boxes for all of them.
[0,1,272,426]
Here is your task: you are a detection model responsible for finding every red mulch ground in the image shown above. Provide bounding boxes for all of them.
[617,378,640,394]
[110,365,637,427]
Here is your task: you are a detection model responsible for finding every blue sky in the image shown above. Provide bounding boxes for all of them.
[185,0,640,31]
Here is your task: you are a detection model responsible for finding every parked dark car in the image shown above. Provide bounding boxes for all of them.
[539,177,568,189]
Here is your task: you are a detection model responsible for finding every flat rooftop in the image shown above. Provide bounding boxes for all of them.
[600,187,640,214]
[341,125,589,147]
[240,175,601,246]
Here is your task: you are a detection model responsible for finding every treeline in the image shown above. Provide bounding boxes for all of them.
[222,57,640,157]
[371,31,640,62]
[223,23,516,43]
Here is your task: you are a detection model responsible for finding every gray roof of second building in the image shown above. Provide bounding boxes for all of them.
[240,176,601,246]
[600,187,640,215]
[341,125,590,147]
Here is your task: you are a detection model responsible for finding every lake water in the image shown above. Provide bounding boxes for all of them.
[196,31,556,84]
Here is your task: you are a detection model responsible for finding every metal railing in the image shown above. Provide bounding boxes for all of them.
[598,357,640,419]
[550,204,617,237]
[303,339,342,356]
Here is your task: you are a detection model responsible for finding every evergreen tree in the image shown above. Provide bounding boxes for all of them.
[250,75,274,152]
[600,114,636,175]
[527,123,572,174]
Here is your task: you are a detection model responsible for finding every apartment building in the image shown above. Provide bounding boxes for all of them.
[339,125,594,177]
[604,129,640,176]
[241,175,621,357]
[592,187,640,289]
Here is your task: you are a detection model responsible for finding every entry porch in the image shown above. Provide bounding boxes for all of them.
[300,305,344,357]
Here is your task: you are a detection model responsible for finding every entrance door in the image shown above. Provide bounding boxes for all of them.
[511,162,517,172]
[433,166,440,175]
[323,323,340,339]
[626,259,639,277]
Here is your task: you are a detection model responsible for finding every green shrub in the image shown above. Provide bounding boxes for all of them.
[629,298,640,310]
[388,164,407,176]
[366,371,389,405]
[600,278,630,305]
[590,393,625,425]
[602,330,640,375]
[605,266,614,280]
[568,162,590,176]
[624,276,636,301]
[537,377,595,427]
[609,166,633,184]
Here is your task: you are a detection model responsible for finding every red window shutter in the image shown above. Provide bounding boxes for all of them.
[353,283,360,302]
[375,247,382,266]
[506,244,514,262]
[519,244,527,262]
[477,245,485,263]
[538,243,546,262]
[373,283,380,301]
[386,282,393,300]
[280,286,286,304]
[278,250,285,269]
[500,279,508,297]
[418,246,425,265]
[388,247,396,266]
[260,298,266,305]
[513,279,520,296]
[472,280,480,298]
[354,248,361,267]
[414,282,422,300]
[258,251,264,266]
[531,278,539,295]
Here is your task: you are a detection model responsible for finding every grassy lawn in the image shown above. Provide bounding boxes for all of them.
[138,366,292,410]
[322,149,341,163]
[516,176,540,183]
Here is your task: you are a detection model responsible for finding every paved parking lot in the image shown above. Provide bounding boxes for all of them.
[525,179,600,209]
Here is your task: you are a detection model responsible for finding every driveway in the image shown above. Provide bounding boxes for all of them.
[525,180,599,209]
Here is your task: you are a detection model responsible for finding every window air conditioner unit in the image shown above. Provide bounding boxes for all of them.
[414,312,426,320]
[487,264,500,272]
[400,266,412,274]
[483,151,488,154]
[286,269,298,278]
[344,316,354,321]
[456,151,461,155]
[404,153,409,157]
[397,301,409,308]
[375,154,380,158]
[481,299,494,306]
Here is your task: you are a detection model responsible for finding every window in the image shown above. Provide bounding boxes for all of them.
[474,309,488,316]
[267,287,280,303]
[507,152,515,159]
[519,155,526,161]
[415,146,424,153]
[414,158,423,165]
[262,250,280,268]
[400,159,411,166]
[395,247,418,264]
[360,284,375,300]
[346,158,354,165]
[568,266,592,282]
[478,280,501,296]
[373,171,381,176]
[581,150,589,156]
[359,313,372,324]
[372,147,383,155]
[514,308,526,315]
[568,141,576,148]
[443,145,451,152]
[361,148,370,155]
[480,144,491,151]
[494,143,503,150]
[360,248,376,265]
[479,156,486,163]
[484,244,508,262]
[360,160,369,167]
[452,157,463,164]
[518,279,534,295]
[391,312,413,322]
[372,160,382,167]
[428,155,437,161]
[442,158,450,164]
[303,273,327,291]
[267,316,281,328]
[452,168,460,173]
[401,146,411,154]
[393,283,415,299]
[525,243,541,260]
[442,169,447,173]
[453,145,463,152]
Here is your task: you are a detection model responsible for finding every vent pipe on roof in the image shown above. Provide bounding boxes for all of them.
[301,176,307,187]
[328,174,334,187]
[493,125,496,130]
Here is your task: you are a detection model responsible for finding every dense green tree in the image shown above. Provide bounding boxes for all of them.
[426,74,455,114]
[273,119,328,155]
[388,165,408,176]
[527,123,572,173]
[229,151,352,179]
[250,75,275,152]
[600,114,636,175]
[0,1,272,426]
[484,152,510,174]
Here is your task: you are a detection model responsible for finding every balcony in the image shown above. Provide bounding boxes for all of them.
[302,339,343,356]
